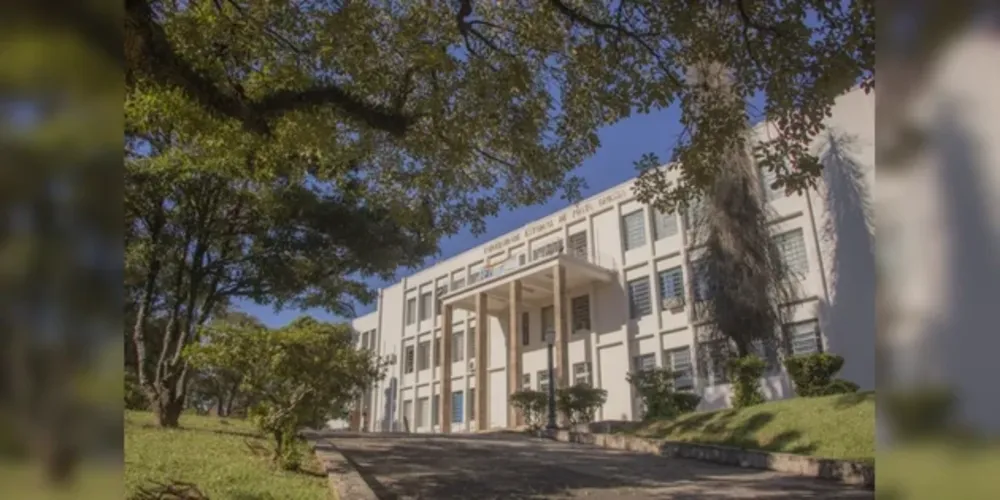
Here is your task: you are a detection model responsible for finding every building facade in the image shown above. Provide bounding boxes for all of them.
[346,87,875,434]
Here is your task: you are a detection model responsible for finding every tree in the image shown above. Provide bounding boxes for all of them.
[186,310,263,417]
[627,368,701,421]
[185,316,385,469]
[555,384,607,426]
[508,390,549,430]
[126,0,873,206]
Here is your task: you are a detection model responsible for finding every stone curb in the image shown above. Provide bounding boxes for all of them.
[302,431,379,500]
[535,429,874,489]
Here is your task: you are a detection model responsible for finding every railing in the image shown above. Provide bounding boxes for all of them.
[448,241,619,294]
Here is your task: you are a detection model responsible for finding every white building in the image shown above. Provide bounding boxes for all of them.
[347,87,875,434]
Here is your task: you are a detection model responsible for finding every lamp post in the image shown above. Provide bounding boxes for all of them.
[545,329,557,431]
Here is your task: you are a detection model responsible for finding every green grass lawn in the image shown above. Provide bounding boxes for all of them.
[125,411,332,500]
[628,391,875,462]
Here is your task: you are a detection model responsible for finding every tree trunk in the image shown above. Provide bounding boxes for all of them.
[215,396,226,417]
[154,392,185,427]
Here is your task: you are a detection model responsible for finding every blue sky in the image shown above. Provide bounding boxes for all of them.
[237,105,686,327]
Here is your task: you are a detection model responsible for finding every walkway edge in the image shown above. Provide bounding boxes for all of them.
[303,431,379,500]
[535,429,874,489]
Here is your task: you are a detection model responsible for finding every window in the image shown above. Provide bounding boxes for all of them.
[683,197,706,230]
[573,362,592,386]
[433,338,441,367]
[699,340,731,385]
[663,347,694,390]
[537,370,550,392]
[633,353,656,373]
[368,330,377,350]
[622,209,647,250]
[402,399,413,426]
[405,298,417,325]
[521,312,530,346]
[419,292,432,321]
[417,340,430,371]
[451,391,464,423]
[571,295,591,331]
[521,373,531,390]
[691,260,713,302]
[404,345,415,374]
[416,397,428,427]
[786,320,823,356]
[468,387,476,420]
[435,286,447,315]
[568,231,588,259]
[761,167,785,201]
[774,228,809,275]
[468,326,476,360]
[627,277,652,319]
[453,277,466,289]
[532,240,564,261]
[360,331,369,349]
[431,395,439,426]
[657,267,685,309]
[452,331,464,362]
[653,208,678,240]
[541,305,555,342]
[752,338,781,374]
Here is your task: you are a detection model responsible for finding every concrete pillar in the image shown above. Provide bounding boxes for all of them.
[553,265,569,389]
[441,304,453,433]
[508,280,523,428]
[475,293,489,431]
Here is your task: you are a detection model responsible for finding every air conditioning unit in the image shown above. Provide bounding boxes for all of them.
[468,359,476,371]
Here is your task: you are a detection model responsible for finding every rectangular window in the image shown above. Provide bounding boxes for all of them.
[435,286,447,316]
[571,295,591,331]
[521,373,531,390]
[405,298,417,325]
[657,267,685,309]
[433,338,441,367]
[360,331,369,350]
[404,345,415,374]
[663,347,694,390]
[752,338,782,374]
[452,331,464,362]
[572,361,592,386]
[419,292,432,321]
[699,340,731,385]
[653,208,678,240]
[568,231,588,259]
[417,340,430,371]
[402,399,413,427]
[468,327,476,360]
[682,197,706,231]
[627,277,652,319]
[691,260,712,302]
[774,228,809,275]
[541,305,555,342]
[453,277,466,290]
[368,330,377,350]
[622,209,647,250]
[633,353,656,373]
[451,391,464,423]
[761,167,785,201]
[468,387,476,420]
[786,320,823,356]
[416,397,428,427]
[521,312,530,346]
[431,395,439,426]
[537,369,550,392]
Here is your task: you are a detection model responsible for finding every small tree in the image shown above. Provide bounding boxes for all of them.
[508,390,549,430]
[556,384,608,426]
[627,368,702,421]
[728,356,767,408]
[784,353,859,397]
[186,316,385,470]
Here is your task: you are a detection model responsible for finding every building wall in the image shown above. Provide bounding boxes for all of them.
[348,87,875,433]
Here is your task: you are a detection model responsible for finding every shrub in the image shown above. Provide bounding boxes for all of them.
[784,353,859,397]
[509,390,549,429]
[556,384,608,425]
[728,355,766,408]
[627,368,701,420]
[125,370,150,411]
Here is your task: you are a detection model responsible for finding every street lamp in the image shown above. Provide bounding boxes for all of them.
[544,329,557,431]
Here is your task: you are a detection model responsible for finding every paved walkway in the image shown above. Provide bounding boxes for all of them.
[318,431,874,499]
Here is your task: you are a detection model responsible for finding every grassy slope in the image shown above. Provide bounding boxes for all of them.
[630,391,875,462]
[125,411,331,500]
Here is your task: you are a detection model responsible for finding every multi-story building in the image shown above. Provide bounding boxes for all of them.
[346,87,874,433]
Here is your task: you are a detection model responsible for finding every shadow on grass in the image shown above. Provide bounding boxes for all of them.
[137,422,264,440]
[643,411,820,456]
[833,391,876,410]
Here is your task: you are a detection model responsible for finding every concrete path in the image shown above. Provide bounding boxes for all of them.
[318,431,874,499]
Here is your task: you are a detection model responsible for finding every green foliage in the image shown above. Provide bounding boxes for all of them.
[125,370,150,411]
[728,355,766,408]
[784,353,859,397]
[509,390,549,430]
[627,368,701,421]
[555,384,608,425]
[185,316,385,468]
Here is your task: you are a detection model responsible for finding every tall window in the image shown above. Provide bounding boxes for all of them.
[402,399,413,426]
[416,397,428,427]
[653,208,678,240]
[521,312,530,346]
[360,331,369,349]
[571,295,591,331]
[452,331,464,362]
[468,387,476,420]
[433,338,441,367]
[568,231,588,259]
[751,338,781,374]
[691,260,713,302]
[468,327,476,360]
[573,362,592,386]
[699,340,730,385]
[663,347,694,390]
[417,340,430,371]
[405,298,417,325]
[431,396,439,426]
[773,228,809,275]
[541,305,555,341]
[435,286,447,315]
[786,320,823,355]
[627,277,652,319]
[682,197,706,231]
[622,209,647,250]
[419,292,432,321]
[537,370,550,392]
[521,373,531,390]
[451,391,464,423]
[404,345,415,374]
[657,267,685,309]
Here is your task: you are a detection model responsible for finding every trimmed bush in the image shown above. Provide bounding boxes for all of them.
[556,384,608,425]
[509,390,549,429]
[728,355,766,408]
[627,368,702,420]
[784,353,859,397]
[671,392,702,413]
